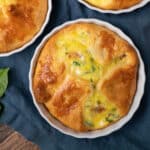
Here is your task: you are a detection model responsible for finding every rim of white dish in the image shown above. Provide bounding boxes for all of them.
[78,0,150,14]
[29,19,146,139]
[0,0,52,57]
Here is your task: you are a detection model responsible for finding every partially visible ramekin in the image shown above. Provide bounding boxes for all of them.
[29,19,146,138]
[78,0,150,14]
[0,0,52,57]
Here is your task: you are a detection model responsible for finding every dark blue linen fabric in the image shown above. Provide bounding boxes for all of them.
[0,0,150,150]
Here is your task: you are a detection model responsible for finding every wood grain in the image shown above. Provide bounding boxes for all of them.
[0,124,40,150]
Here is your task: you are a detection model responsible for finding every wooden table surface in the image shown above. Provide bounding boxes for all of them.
[0,124,40,150]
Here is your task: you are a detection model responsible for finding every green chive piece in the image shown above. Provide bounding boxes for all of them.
[73,61,81,66]
[91,65,96,72]
[105,113,119,123]
[84,120,94,127]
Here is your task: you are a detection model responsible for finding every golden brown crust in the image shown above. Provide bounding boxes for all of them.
[101,67,138,116]
[33,22,139,131]
[45,77,91,131]
[84,0,142,10]
[0,0,48,53]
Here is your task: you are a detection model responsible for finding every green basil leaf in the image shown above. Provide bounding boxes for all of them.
[0,68,9,98]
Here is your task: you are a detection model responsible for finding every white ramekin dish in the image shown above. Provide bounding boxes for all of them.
[0,0,52,57]
[29,19,146,138]
[78,0,150,14]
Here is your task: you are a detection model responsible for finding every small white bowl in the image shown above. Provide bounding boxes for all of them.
[78,0,150,14]
[0,0,52,57]
[29,19,146,138]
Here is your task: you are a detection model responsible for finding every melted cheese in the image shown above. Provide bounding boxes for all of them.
[83,92,119,129]
[0,0,17,6]
[33,22,138,131]
[84,0,141,10]
[85,0,113,7]
[0,0,17,19]
[56,32,102,82]
[53,26,121,129]
[0,0,48,53]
